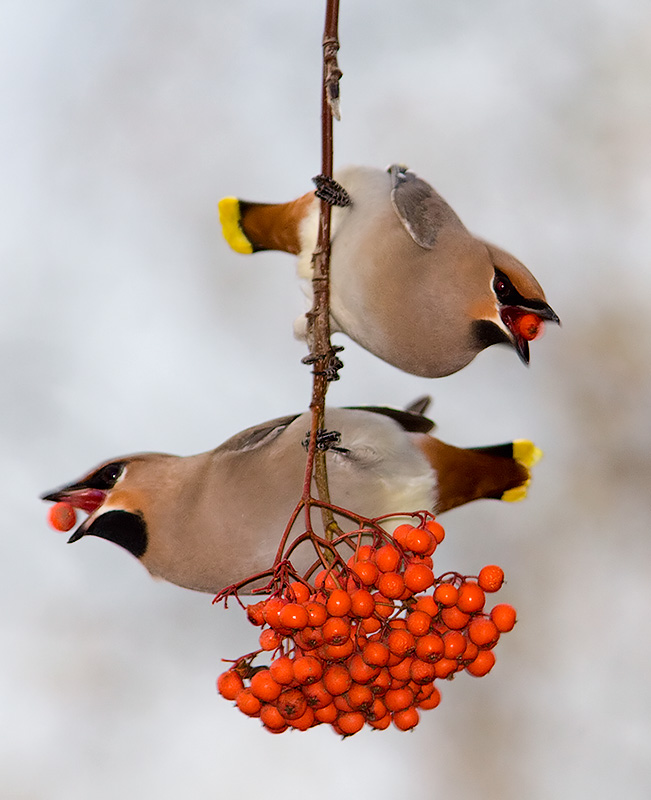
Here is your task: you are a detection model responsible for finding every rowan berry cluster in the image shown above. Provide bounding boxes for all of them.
[216,519,516,735]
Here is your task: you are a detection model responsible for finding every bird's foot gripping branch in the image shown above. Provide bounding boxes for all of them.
[213,510,516,736]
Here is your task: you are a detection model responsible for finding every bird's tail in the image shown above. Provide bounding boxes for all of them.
[416,436,543,514]
[218,192,315,255]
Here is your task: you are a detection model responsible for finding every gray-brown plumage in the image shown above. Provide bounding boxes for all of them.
[219,164,559,377]
[42,404,540,594]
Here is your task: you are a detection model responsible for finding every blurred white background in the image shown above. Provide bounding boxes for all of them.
[3,1,651,798]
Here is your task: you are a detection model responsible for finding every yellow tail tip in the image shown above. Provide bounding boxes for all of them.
[513,439,543,469]
[218,197,254,254]
[501,481,530,503]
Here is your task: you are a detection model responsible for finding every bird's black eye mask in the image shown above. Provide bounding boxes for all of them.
[492,269,556,316]
[84,461,127,490]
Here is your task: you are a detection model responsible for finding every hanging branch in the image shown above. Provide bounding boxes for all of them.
[302,0,344,544]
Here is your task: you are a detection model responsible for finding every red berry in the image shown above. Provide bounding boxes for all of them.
[326,589,352,617]
[478,565,505,593]
[491,603,517,632]
[47,502,77,532]
[216,669,244,700]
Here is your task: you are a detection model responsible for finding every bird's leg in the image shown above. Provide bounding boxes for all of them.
[312,174,352,207]
[301,428,349,454]
[302,343,344,382]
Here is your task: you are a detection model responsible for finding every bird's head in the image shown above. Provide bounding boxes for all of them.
[41,457,150,558]
[473,242,560,365]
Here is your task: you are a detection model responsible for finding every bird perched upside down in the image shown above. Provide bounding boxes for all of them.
[42,403,541,594]
[219,164,559,377]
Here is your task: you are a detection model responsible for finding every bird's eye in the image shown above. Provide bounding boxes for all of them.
[91,462,125,489]
[493,271,513,302]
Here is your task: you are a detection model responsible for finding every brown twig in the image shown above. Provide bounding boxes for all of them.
[301,0,344,552]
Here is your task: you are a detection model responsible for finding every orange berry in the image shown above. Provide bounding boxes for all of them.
[286,581,311,604]
[443,630,467,659]
[363,641,390,667]
[424,519,445,544]
[263,597,288,629]
[348,654,380,684]
[440,606,471,630]
[465,649,496,677]
[302,680,333,709]
[322,616,351,645]
[414,595,438,617]
[288,706,315,731]
[409,658,437,685]
[334,694,354,713]
[295,626,324,651]
[388,656,413,682]
[336,711,365,736]
[378,571,405,599]
[250,669,282,702]
[415,633,444,663]
[468,617,500,648]
[304,601,328,627]
[468,617,500,647]
[433,583,458,607]
[404,563,435,592]
[246,601,266,626]
[387,629,416,658]
[350,588,375,618]
[318,639,355,661]
[516,312,544,341]
[392,524,415,548]
[314,703,338,724]
[323,663,353,696]
[375,544,402,573]
[405,527,435,555]
[392,706,420,731]
[278,602,309,630]
[293,656,323,685]
[360,616,382,635]
[235,688,261,717]
[368,712,391,730]
[351,560,379,587]
[370,667,392,695]
[433,657,458,679]
[461,639,479,664]
[456,582,486,614]
[269,655,295,685]
[276,688,308,720]
[326,589,352,617]
[314,569,342,591]
[368,697,388,722]
[491,603,517,632]
[384,686,414,712]
[259,628,282,651]
[418,686,442,710]
[356,544,375,562]
[478,565,505,593]
[216,669,244,700]
[260,703,287,732]
[406,610,432,637]
[47,501,77,532]
[346,682,374,710]
[372,593,396,619]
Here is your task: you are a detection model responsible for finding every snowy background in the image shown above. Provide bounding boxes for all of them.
[3,1,651,798]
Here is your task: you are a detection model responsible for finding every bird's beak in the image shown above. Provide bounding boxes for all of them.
[500,302,560,365]
[41,483,107,543]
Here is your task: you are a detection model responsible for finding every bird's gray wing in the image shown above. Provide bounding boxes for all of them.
[388,164,461,250]
[217,414,301,454]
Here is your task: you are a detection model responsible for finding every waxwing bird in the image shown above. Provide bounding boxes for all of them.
[41,404,541,594]
[219,164,560,377]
